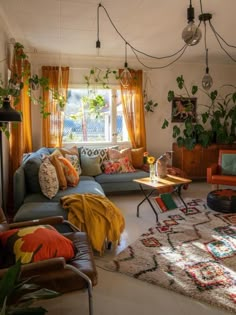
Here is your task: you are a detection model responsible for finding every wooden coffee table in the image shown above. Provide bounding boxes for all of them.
[133,175,192,222]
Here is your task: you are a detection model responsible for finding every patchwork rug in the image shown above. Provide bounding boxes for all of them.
[106,199,236,312]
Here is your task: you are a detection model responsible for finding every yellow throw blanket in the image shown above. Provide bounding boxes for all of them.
[60,193,125,254]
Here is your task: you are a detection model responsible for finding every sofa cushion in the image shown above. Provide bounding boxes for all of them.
[80,147,108,168]
[221,153,236,175]
[23,147,51,193]
[0,225,75,265]
[81,155,102,176]
[108,147,132,161]
[95,169,148,184]
[58,156,80,186]
[103,157,136,174]
[39,157,59,199]
[49,155,67,190]
[131,147,145,168]
[22,178,105,204]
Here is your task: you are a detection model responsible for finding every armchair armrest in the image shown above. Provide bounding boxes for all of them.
[9,216,65,229]
[0,257,66,278]
[207,163,220,183]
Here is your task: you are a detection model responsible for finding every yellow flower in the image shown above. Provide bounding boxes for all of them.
[147,156,155,164]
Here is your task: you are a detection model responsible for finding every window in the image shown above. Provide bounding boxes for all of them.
[63,87,129,145]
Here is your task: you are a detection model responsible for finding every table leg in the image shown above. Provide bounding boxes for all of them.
[175,185,188,211]
[137,184,159,222]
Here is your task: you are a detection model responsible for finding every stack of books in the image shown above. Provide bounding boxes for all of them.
[154,193,177,212]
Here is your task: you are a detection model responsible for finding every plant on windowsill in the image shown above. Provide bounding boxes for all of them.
[162,75,236,150]
[0,259,60,315]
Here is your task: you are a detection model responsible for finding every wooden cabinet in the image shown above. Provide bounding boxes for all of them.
[172,143,236,179]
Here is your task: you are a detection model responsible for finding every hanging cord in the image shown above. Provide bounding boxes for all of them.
[97,3,189,69]
[97,1,236,69]
[200,0,236,62]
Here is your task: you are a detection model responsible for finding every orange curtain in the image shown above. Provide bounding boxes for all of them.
[8,52,33,211]
[119,69,146,149]
[42,66,69,147]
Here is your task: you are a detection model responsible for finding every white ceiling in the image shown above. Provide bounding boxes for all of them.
[0,0,236,67]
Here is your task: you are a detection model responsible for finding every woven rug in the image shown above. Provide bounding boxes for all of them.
[105,199,236,312]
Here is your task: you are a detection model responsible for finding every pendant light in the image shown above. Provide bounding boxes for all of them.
[0,97,22,122]
[182,0,202,46]
[120,42,132,88]
[200,13,213,90]
[202,48,213,90]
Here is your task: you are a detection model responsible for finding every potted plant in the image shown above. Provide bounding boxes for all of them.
[0,259,60,315]
[162,75,236,150]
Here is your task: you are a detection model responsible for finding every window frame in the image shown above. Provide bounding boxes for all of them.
[62,83,130,147]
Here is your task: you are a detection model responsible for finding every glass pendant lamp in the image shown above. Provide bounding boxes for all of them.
[120,43,132,88]
[202,49,213,90]
[182,0,202,46]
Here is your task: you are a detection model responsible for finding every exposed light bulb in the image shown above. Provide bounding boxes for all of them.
[182,21,202,46]
[202,72,213,90]
[120,65,132,89]
[182,1,202,46]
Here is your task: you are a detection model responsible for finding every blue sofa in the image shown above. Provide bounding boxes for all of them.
[13,147,148,223]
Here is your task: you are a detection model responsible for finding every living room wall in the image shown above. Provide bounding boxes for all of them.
[30,54,236,157]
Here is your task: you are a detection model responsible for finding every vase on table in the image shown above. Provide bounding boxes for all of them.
[149,164,156,182]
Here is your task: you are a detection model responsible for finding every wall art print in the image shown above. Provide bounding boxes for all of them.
[171,97,197,122]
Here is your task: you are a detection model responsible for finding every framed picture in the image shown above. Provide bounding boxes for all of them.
[171,97,197,122]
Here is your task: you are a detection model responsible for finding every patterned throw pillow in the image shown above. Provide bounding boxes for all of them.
[103,160,122,174]
[58,156,79,186]
[80,147,108,168]
[108,148,132,161]
[49,155,67,190]
[103,157,136,174]
[0,225,75,265]
[55,146,82,175]
[39,157,59,199]
[65,154,82,175]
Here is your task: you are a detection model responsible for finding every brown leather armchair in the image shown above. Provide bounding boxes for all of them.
[0,209,97,315]
[207,149,236,188]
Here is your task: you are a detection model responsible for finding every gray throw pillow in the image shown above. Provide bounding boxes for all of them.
[81,154,102,176]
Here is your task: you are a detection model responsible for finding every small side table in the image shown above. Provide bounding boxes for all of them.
[133,175,192,222]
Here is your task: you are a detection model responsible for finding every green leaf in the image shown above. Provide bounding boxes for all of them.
[0,260,21,306]
[161,119,169,129]
[210,90,218,101]
[172,125,180,138]
[192,85,198,95]
[167,91,175,102]
[176,75,184,89]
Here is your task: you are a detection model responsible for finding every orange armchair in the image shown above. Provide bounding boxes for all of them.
[207,149,236,188]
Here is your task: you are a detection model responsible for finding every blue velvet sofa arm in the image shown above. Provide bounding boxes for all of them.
[13,165,26,211]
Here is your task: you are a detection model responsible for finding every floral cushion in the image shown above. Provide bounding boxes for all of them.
[38,157,59,199]
[103,157,136,174]
[58,156,79,187]
[108,148,132,161]
[0,225,75,265]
